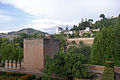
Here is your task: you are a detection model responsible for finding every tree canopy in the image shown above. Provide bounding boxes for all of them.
[90,23,120,66]
[44,52,92,79]
[100,14,105,19]
[71,14,120,31]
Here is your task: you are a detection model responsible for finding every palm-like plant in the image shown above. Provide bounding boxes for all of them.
[100,14,105,19]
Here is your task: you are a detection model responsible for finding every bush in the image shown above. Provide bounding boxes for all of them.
[102,61,114,80]
[67,43,91,62]
[33,77,42,80]
[0,71,36,80]
[44,52,93,79]
[41,75,59,80]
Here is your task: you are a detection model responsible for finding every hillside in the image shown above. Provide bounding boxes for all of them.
[8,28,47,35]
[0,28,47,40]
[70,14,120,31]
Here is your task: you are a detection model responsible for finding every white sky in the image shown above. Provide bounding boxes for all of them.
[0,0,120,33]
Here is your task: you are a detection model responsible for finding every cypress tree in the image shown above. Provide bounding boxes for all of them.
[90,24,120,66]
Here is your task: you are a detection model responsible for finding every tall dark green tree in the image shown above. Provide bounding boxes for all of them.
[88,19,93,27]
[53,34,66,52]
[0,43,23,61]
[90,24,120,66]
[118,14,120,23]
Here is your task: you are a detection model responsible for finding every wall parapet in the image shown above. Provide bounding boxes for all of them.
[88,64,120,73]
[67,38,94,45]
[0,60,23,69]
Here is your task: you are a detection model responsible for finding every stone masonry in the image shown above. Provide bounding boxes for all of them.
[23,37,60,72]
[67,38,94,45]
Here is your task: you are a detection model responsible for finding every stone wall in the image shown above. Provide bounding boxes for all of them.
[23,39,44,72]
[88,64,120,73]
[23,38,60,72]
[88,64,120,80]
[44,38,60,58]
[67,38,94,45]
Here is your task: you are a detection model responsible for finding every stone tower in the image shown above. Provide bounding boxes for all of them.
[23,37,60,72]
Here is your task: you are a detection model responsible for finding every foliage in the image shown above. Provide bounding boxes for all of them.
[102,61,114,80]
[0,33,45,61]
[0,32,45,61]
[82,33,91,37]
[72,61,93,79]
[13,33,45,48]
[93,14,119,30]
[71,21,90,31]
[43,52,92,79]
[0,71,36,80]
[68,32,80,38]
[100,14,105,19]
[0,42,23,61]
[65,26,69,31]
[32,77,42,80]
[70,14,120,32]
[53,34,66,52]
[67,42,91,62]
[92,31,99,37]
[90,23,120,66]
[70,41,77,45]
[41,75,59,80]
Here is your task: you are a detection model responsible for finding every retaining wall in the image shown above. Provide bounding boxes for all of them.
[67,38,94,45]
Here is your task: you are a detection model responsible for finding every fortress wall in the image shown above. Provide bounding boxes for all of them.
[44,38,60,58]
[67,38,94,45]
[23,38,60,72]
[23,39,44,72]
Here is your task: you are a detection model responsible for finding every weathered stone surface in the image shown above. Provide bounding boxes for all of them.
[13,60,16,69]
[67,38,94,45]
[23,38,60,72]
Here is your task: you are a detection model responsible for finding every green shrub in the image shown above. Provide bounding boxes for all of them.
[27,74,36,80]
[40,75,59,80]
[33,77,42,80]
[102,61,114,80]
[0,71,36,80]
[44,52,93,79]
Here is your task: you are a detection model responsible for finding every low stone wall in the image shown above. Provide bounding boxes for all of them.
[67,38,94,45]
[88,64,120,73]
[88,64,120,80]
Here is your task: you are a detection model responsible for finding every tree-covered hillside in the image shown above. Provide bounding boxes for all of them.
[71,14,120,31]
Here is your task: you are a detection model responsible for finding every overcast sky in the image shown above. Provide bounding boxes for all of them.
[0,0,120,33]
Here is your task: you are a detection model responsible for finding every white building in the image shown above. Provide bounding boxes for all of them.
[79,27,92,36]
[56,27,63,34]
[84,27,91,32]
